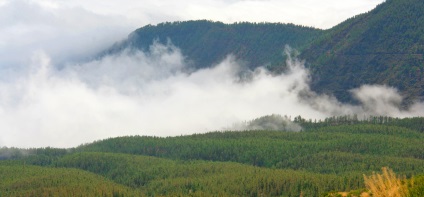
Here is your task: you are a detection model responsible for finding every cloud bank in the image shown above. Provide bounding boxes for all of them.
[2,0,421,148]
[0,0,132,70]
[1,42,423,148]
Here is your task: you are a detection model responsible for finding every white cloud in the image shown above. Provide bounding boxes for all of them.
[0,0,132,69]
[1,43,422,148]
[0,0,385,70]
[0,44,311,147]
[5,0,421,149]
[23,0,385,29]
[180,0,385,29]
[351,85,403,115]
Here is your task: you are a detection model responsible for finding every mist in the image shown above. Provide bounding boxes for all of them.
[229,114,303,132]
[1,42,423,148]
[1,0,421,148]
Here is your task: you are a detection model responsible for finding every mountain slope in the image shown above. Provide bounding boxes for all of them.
[56,152,352,196]
[105,0,424,105]
[77,124,424,174]
[107,20,322,69]
[301,0,424,104]
[0,162,137,196]
[1,119,424,196]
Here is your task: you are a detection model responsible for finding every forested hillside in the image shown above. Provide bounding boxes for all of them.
[106,0,424,105]
[1,118,424,196]
[0,161,137,196]
[2,0,424,194]
[76,124,424,174]
[55,152,356,196]
[106,20,322,69]
[301,0,424,104]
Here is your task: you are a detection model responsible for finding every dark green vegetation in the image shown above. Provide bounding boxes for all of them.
[1,117,424,196]
[0,161,137,196]
[108,0,424,105]
[2,0,424,195]
[410,175,424,196]
[301,0,424,104]
[107,20,322,69]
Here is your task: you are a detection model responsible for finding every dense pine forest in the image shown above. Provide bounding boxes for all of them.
[300,0,424,104]
[1,116,424,196]
[106,20,322,70]
[109,0,424,105]
[2,0,424,196]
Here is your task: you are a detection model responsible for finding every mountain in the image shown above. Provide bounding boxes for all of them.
[106,0,424,105]
[301,0,424,104]
[106,20,322,69]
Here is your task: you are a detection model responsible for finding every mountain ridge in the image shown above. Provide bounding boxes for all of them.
[106,20,322,69]
[105,0,424,105]
[301,0,424,104]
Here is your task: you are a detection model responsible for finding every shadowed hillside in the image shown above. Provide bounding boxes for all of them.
[301,0,424,104]
[106,20,322,69]
[106,0,424,105]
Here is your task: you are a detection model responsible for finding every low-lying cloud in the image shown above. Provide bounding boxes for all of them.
[0,0,132,70]
[1,42,423,148]
[229,114,303,132]
[0,0,420,148]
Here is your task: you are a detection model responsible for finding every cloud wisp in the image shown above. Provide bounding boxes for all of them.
[1,42,423,148]
[0,0,419,148]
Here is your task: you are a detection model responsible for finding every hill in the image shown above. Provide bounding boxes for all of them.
[76,123,424,174]
[55,152,353,196]
[106,20,322,69]
[0,161,137,196]
[1,118,424,196]
[105,0,424,105]
[301,0,424,104]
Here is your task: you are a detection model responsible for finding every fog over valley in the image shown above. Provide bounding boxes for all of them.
[3,0,422,148]
[2,41,423,147]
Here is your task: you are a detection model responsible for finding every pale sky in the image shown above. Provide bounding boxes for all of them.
[0,0,386,67]
[1,0,401,148]
[25,0,385,29]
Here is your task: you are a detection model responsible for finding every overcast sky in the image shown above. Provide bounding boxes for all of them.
[20,0,385,29]
[1,0,399,148]
[0,0,386,77]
